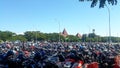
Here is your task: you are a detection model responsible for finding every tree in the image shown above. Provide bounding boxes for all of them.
[66,35,80,42]
[0,40,3,43]
[79,0,117,8]
[10,35,27,42]
[24,31,35,41]
[88,33,96,38]
[24,31,47,41]
[0,31,15,41]
[37,33,46,41]
[46,33,65,42]
[82,34,87,42]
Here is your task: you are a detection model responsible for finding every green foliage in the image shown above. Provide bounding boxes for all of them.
[101,36,120,42]
[10,35,27,42]
[66,35,81,42]
[88,33,96,38]
[0,30,120,42]
[24,31,35,41]
[24,31,47,41]
[101,37,108,42]
[0,40,3,43]
[81,33,120,42]
[46,33,65,42]
[0,31,15,41]
[81,34,87,42]
[79,0,117,8]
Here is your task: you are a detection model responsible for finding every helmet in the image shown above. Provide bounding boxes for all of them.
[6,50,14,56]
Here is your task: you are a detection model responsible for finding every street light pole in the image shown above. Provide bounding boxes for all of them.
[58,22,61,42]
[36,31,37,43]
[55,19,61,42]
[105,4,111,44]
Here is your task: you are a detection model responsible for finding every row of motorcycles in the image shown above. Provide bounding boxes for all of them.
[1,42,119,68]
[0,49,83,68]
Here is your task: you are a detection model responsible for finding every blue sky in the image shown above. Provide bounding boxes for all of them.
[0,0,120,37]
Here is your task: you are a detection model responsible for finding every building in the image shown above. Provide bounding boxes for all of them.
[61,28,82,38]
[76,33,82,38]
[61,28,68,37]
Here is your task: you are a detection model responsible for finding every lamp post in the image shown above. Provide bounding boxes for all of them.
[36,31,37,43]
[105,4,111,44]
[55,19,61,42]
[58,22,60,42]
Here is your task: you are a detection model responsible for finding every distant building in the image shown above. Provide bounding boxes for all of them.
[76,33,82,38]
[92,29,95,33]
[61,28,82,38]
[61,28,68,37]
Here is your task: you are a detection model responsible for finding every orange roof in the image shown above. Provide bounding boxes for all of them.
[76,33,82,38]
